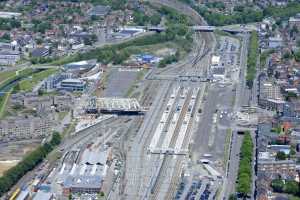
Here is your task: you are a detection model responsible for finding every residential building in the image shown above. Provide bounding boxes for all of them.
[257,159,296,176]
[0,117,53,142]
[31,47,49,58]
[268,37,283,49]
[289,13,300,28]
[0,50,20,65]
[0,11,21,19]
[258,78,285,110]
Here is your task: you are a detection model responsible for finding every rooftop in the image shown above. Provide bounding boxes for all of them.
[64,175,102,189]
[32,190,53,200]
[80,149,108,165]
[212,67,225,75]
[61,78,84,83]
[0,11,21,19]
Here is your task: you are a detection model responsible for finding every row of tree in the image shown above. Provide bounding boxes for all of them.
[236,131,254,197]
[0,132,61,197]
[51,22,191,66]
[90,0,127,10]
[0,17,21,31]
[246,31,259,88]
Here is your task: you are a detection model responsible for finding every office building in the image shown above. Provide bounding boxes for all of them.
[59,79,86,91]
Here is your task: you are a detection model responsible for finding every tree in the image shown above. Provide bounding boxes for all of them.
[229,194,237,200]
[285,181,299,195]
[271,179,284,193]
[84,37,93,45]
[294,50,300,62]
[12,83,21,93]
[276,151,287,160]
[91,34,98,43]
[149,14,161,25]
[290,25,299,38]
[0,33,10,42]
[50,131,61,146]
[290,148,296,156]
[36,38,43,45]
[283,51,292,60]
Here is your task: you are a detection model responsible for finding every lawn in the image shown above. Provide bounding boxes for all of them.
[0,89,12,118]
[0,70,17,84]
[19,68,57,91]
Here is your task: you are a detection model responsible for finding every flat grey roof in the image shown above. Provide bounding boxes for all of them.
[212,67,225,75]
[64,175,102,189]
[32,191,53,200]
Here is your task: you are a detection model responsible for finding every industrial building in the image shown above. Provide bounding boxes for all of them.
[63,175,103,194]
[60,140,110,196]
[33,190,54,200]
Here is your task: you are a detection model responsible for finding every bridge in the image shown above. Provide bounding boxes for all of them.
[85,97,145,115]
[147,25,251,34]
[30,65,60,69]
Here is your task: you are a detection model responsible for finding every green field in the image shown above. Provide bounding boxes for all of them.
[0,70,17,84]
[0,89,12,118]
[19,68,58,91]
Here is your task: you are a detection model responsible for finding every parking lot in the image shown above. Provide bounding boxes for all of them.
[103,68,139,97]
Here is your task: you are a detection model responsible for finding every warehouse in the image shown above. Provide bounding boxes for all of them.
[63,175,103,195]
[60,140,110,196]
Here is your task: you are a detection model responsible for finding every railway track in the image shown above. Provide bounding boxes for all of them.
[123,1,216,199]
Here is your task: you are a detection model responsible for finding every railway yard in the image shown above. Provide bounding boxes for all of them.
[0,1,258,200]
